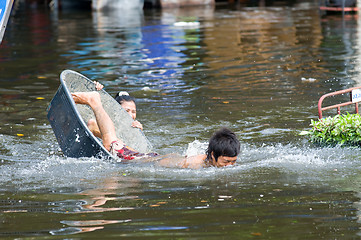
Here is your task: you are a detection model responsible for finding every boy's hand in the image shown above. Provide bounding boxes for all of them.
[132,120,143,130]
[93,81,104,91]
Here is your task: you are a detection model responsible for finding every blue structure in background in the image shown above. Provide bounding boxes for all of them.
[141,23,187,79]
[0,0,13,44]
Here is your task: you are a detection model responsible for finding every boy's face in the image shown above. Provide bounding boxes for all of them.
[121,101,137,120]
[211,153,237,167]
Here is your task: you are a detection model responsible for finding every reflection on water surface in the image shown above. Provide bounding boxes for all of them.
[1,0,361,238]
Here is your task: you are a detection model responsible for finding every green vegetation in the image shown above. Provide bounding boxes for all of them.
[300,113,361,146]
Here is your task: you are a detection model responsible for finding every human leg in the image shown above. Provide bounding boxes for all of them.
[72,91,120,150]
[88,118,101,138]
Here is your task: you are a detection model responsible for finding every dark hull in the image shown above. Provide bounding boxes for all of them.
[47,74,113,159]
[47,70,153,160]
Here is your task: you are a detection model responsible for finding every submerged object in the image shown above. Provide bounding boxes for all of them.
[47,70,153,160]
[317,85,361,119]
[301,86,361,146]
[305,113,361,147]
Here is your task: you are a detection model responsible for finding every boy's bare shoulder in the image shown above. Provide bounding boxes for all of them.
[182,154,207,169]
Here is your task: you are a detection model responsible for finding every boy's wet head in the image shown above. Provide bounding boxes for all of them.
[206,127,240,167]
[114,92,137,120]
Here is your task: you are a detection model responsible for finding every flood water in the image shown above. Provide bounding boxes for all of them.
[1,0,361,238]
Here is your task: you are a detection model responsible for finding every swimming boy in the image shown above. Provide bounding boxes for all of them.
[151,127,240,169]
[181,127,240,168]
[72,91,155,161]
[71,91,240,168]
[88,81,143,139]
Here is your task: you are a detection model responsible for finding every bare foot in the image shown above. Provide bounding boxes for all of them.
[72,91,101,106]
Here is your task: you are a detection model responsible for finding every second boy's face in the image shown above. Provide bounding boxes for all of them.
[211,154,237,167]
[121,101,137,120]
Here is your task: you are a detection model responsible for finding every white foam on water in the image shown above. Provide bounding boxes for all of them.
[1,133,361,190]
[241,143,343,168]
[173,22,200,28]
[184,140,208,157]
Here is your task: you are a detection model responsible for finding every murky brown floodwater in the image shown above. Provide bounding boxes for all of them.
[1,0,361,238]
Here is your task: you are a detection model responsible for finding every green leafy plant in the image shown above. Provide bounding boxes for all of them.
[300,113,361,146]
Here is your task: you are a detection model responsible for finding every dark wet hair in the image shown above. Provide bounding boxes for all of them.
[206,127,240,162]
[114,92,136,105]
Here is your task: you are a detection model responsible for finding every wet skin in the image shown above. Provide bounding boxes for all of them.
[121,101,137,120]
[120,101,142,130]
[212,155,238,167]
